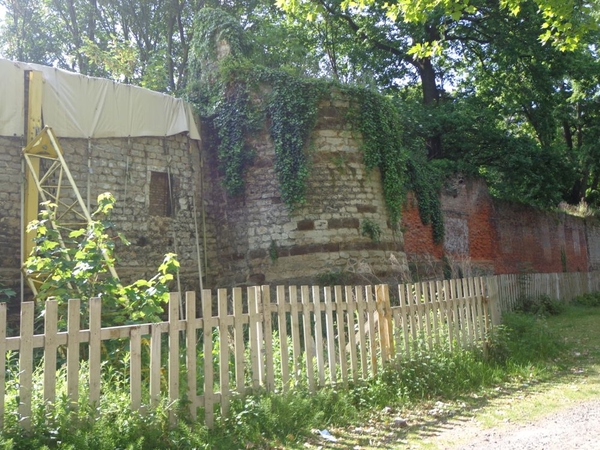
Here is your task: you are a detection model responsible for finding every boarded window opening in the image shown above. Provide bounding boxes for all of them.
[149,171,173,217]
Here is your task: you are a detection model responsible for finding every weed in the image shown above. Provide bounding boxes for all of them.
[360,218,382,243]
[572,292,600,307]
[514,294,566,316]
[315,269,351,286]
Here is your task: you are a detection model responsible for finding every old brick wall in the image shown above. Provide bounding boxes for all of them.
[0,136,24,294]
[402,178,594,278]
[0,133,203,301]
[200,92,409,286]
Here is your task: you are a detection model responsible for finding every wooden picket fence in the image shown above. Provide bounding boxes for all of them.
[494,271,600,313]
[1,271,598,429]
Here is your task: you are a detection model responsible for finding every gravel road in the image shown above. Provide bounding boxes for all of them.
[440,399,600,450]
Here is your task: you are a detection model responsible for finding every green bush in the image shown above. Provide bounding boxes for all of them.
[514,294,566,316]
[487,312,564,365]
[572,292,600,307]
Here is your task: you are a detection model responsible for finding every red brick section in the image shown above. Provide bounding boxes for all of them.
[401,179,590,275]
[402,193,443,260]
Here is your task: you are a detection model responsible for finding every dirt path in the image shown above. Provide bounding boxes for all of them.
[432,399,600,449]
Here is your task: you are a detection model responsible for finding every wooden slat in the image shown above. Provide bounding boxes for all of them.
[18,301,34,429]
[186,291,198,420]
[324,287,337,383]
[375,285,389,363]
[44,299,58,404]
[262,286,275,392]
[301,286,316,392]
[276,285,289,391]
[202,289,215,428]
[398,284,410,358]
[149,323,162,407]
[0,303,5,429]
[355,287,368,378]
[130,327,142,411]
[365,285,378,377]
[430,281,440,346]
[334,285,348,384]
[88,298,101,406]
[67,299,80,411]
[406,284,417,351]
[345,286,358,382]
[217,289,230,417]
[232,288,245,395]
[421,282,432,350]
[312,286,326,386]
[248,287,261,390]
[256,288,265,385]
[168,293,180,425]
[289,286,302,382]
[441,280,453,350]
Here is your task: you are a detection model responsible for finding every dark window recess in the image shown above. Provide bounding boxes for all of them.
[149,171,173,217]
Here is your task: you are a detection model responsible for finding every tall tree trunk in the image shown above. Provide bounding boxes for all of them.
[418,56,443,159]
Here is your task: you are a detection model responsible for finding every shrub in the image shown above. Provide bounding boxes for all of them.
[572,292,600,307]
[514,294,565,316]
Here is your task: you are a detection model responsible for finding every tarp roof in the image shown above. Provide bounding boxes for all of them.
[0,59,200,140]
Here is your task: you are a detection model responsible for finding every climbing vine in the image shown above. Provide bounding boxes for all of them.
[262,70,326,209]
[348,88,408,227]
[347,87,445,242]
[190,53,326,207]
[406,157,445,243]
[187,8,444,238]
[212,84,256,196]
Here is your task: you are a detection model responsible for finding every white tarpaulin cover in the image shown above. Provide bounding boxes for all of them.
[0,59,200,139]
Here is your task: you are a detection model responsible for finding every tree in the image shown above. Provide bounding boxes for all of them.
[25,193,179,325]
[276,0,597,159]
[0,0,195,92]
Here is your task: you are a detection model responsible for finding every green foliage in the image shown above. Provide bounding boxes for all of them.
[360,218,382,243]
[190,8,249,65]
[407,157,445,243]
[348,88,408,227]
[222,389,356,447]
[264,70,325,209]
[315,270,352,286]
[189,49,327,208]
[0,361,215,450]
[0,282,16,302]
[24,193,179,325]
[572,292,600,308]
[514,294,566,317]
[352,341,496,407]
[487,312,564,366]
[213,86,257,196]
[269,240,278,263]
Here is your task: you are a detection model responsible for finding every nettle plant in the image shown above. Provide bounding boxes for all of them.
[25,193,179,325]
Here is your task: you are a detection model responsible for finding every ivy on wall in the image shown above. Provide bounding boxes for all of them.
[212,85,256,195]
[347,88,408,228]
[187,9,445,241]
[407,157,445,243]
[262,70,326,208]
[346,87,444,242]
[190,52,327,209]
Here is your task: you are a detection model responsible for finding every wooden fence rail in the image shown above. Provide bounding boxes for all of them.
[2,271,599,429]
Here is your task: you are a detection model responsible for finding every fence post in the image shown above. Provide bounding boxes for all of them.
[67,299,81,412]
[168,292,180,426]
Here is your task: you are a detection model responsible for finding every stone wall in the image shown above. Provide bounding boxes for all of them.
[402,178,596,278]
[200,93,408,286]
[0,133,203,302]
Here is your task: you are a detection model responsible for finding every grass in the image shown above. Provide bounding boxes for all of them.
[2,298,599,449]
